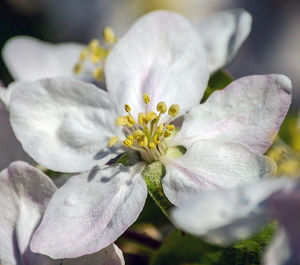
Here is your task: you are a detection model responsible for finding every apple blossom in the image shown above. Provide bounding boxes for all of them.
[2,9,251,83]
[0,161,124,265]
[6,10,291,259]
[171,178,300,265]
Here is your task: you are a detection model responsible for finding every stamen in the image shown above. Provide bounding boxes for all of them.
[125,104,131,112]
[80,49,88,61]
[146,111,157,123]
[143,93,150,104]
[73,63,83,75]
[103,27,117,44]
[138,113,146,126]
[164,130,171,138]
[93,68,104,82]
[168,104,180,118]
[157,101,167,114]
[167,124,175,131]
[108,136,119,147]
[116,116,128,126]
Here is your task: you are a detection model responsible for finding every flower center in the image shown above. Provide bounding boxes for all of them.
[109,94,180,163]
[73,27,117,82]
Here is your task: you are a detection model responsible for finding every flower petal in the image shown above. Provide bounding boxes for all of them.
[198,9,252,73]
[62,244,125,265]
[162,140,276,206]
[9,78,122,173]
[0,161,56,265]
[105,11,209,118]
[170,178,294,244]
[2,36,83,81]
[30,163,147,259]
[170,75,292,154]
[263,228,292,265]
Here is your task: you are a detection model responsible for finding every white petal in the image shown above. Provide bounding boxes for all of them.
[9,78,122,173]
[2,36,84,81]
[198,9,252,73]
[30,163,147,259]
[170,75,292,154]
[263,228,292,265]
[170,178,294,244]
[162,140,276,206]
[105,10,209,119]
[0,161,56,265]
[62,244,125,265]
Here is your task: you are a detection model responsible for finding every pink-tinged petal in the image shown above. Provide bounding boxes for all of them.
[2,36,84,81]
[198,9,252,73]
[62,244,125,265]
[170,75,292,154]
[170,178,294,245]
[0,161,56,265]
[105,11,209,119]
[162,140,276,206]
[9,78,122,173]
[31,163,147,259]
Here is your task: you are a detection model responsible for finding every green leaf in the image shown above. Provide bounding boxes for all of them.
[150,223,276,265]
[201,70,233,103]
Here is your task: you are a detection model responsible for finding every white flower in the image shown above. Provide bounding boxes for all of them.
[6,11,291,259]
[0,161,124,265]
[171,178,300,265]
[2,9,252,82]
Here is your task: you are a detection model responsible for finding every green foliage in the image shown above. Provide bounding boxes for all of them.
[150,223,276,265]
[201,71,233,103]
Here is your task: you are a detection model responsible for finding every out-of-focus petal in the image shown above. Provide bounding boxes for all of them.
[105,10,209,119]
[31,163,147,259]
[9,78,122,173]
[2,36,83,81]
[198,9,252,73]
[170,178,294,244]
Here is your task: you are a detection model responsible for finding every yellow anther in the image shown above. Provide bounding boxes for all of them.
[108,136,119,147]
[168,104,180,118]
[93,67,104,82]
[137,134,148,148]
[103,27,117,44]
[153,135,160,144]
[126,115,136,125]
[133,129,144,138]
[125,104,131,112]
[124,139,133,148]
[127,135,134,142]
[73,63,82,75]
[146,111,157,123]
[116,116,127,126]
[149,142,156,150]
[164,129,171,138]
[90,47,104,63]
[143,93,150,104]
[167,124,175,131]
[157,101,167,114]
[88,39,100,53]
[138,113,146,126]
[155,124,164,135]
[80,49,88,61]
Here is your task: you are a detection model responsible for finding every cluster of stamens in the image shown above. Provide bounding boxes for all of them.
[109,94,180,163]
[73,27,117,82]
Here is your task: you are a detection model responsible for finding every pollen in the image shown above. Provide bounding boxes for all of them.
[93,68,104,82]
[109,94,180,163]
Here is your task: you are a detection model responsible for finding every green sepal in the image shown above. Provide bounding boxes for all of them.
[201,70,233,103]
[142,161,172,219]
[106,151,140,166]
